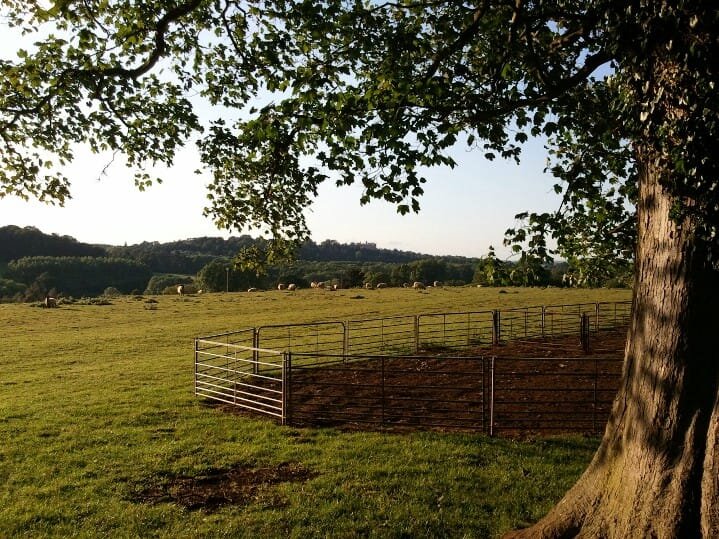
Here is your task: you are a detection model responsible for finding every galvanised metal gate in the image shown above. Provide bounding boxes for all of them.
[194,334,288,423]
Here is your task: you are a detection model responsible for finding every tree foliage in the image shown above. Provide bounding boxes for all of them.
[4,2,714,266]
[196,257,260,292]
[0,224,105,262]
[5,256,151,296]
[143,273,195,295]
[0,3,653,255]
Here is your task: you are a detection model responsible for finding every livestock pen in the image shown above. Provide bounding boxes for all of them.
[194,301,630,436]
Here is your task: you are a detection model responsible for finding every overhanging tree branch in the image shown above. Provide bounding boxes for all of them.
[423,0,491,82]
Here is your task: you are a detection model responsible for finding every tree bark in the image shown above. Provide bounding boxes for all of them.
[504,153,719,538]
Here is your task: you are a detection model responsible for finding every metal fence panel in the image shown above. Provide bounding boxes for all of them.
[346,316,417,355]
[287,354,486,431]
[256,321,346,366]
[417,311,494,350]
[596,301,632,331]
[489,355,622,435]
[494,305,546,341]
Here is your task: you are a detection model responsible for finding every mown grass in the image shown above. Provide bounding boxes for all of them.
[0,287,630,537]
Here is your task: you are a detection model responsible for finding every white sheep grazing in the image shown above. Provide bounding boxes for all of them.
[310,281,318,289]
[364,283,372,290]
[332,284,339,291]
[317,281,326,289]
[44,295,57,308]
[376,283,387,289]
[433,280,441,288]
[287,283,297,291]
[247,287,257,292]
[412,281,425,289]
[403,282,410,288]
[277,283,286,291]
[177,284,184,296]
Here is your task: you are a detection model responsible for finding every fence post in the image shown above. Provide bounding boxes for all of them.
[492,310,501,346]
[194,338,199,397]
[580,314,590,353]
[381,356,386,427]
[252,327,260,374]
[343,321,349,361]
[380,318,385,352]
[466,312,471,348]
[282,352,292,426]
[414,315,420,354]
[593,355,598,435]
[489,356,496,437]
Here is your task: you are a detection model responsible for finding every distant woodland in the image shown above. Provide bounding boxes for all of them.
[0,225,630,301]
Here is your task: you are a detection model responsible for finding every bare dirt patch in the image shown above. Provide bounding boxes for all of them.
[132,462,317,512]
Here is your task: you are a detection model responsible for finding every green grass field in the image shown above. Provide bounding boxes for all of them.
[0,286,631,538]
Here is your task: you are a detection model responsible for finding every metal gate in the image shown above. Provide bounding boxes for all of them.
[194,337,288,423]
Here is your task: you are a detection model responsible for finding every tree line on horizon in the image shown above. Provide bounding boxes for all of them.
[0,225,632,301]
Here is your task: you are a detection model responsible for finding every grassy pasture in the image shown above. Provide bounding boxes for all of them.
[0,286,630,537]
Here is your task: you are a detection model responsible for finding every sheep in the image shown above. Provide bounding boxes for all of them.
[287,283,297,291]
[310,281,318,289]
[44,295,57,308]
[364,283,373,290]
[247,287,257,292]
[332,284,339,291]
[177,284,184,296]
[412,281,426,289]
[376,283,387,289]
[317,281,326,289]
[277,283,286,291]
[403,282,410,288]
[433,280,441,288]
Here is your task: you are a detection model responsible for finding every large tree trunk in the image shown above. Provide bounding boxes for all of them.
[505,154,719,538]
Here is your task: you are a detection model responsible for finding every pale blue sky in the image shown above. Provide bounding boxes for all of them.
[0,14,562,260]
[0,138,560,258]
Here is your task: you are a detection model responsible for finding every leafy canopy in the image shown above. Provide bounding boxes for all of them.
[1,1,717,265]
